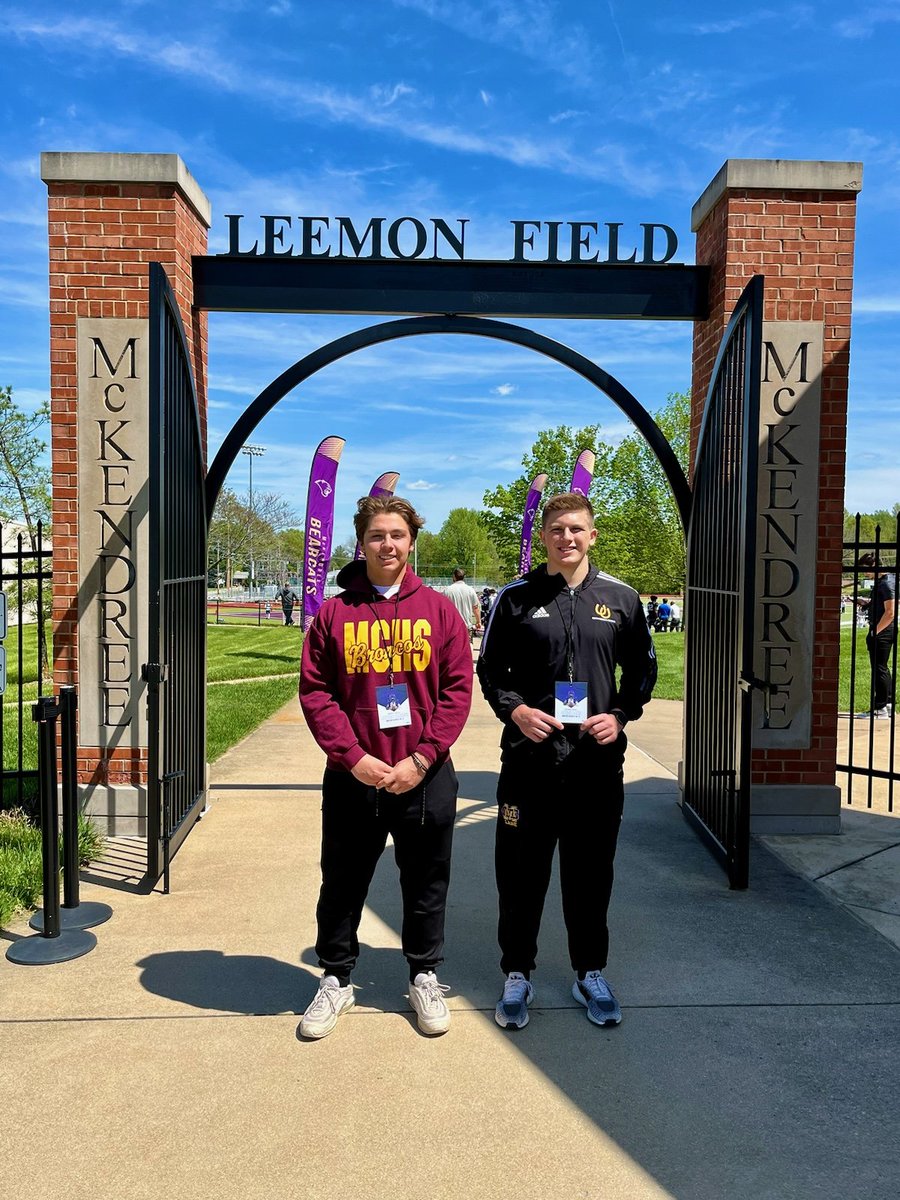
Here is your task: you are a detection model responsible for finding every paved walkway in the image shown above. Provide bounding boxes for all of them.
[2,684,900,1200]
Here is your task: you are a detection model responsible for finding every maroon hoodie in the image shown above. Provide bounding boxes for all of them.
[300,560,473,772]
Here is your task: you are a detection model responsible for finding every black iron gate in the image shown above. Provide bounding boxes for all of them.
[682,276,764,889]
[144,263,207,890]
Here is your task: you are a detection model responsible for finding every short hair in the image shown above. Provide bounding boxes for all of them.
[353,495,425,543]
[452,568,466,581]
[541,492,595,529]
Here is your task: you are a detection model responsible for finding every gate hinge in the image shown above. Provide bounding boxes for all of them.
[141,662,169,685]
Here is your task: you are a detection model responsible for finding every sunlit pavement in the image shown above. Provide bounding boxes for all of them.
[2,686,899,1200]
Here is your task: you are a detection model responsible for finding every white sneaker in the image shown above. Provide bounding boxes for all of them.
[409,971,451,1035]
[300,974,355,1039]
[873,706,892,720]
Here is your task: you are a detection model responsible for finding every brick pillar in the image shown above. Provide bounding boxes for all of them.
[42,152,210,833]
[691,159,863,833]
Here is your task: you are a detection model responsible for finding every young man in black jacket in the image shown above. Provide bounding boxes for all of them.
[477,493,657,1030]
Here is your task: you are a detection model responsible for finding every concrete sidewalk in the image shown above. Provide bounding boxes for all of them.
[2,686,900,1200]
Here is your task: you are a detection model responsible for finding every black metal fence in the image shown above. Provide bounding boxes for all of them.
[838,515,899,811]
[0,521,53,815]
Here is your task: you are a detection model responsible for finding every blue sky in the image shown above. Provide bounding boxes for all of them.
[2,0,899,541]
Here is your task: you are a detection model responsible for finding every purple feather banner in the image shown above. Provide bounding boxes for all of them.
[302,435,345,632]
[518,472,548,576]
[354,470,401,560]
[570,448,596,497]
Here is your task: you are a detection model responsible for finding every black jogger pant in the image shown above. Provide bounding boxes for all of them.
[495,743,625,976]
[315,760,458,979]
[867,630,895,710]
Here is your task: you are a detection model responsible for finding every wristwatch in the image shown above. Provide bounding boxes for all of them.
[610,708,627,727]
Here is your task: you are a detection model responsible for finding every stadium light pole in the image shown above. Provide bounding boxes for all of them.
[241,444,265,596]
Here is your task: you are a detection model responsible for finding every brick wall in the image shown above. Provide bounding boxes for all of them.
[47,179,209,787]
[692,185,858,788]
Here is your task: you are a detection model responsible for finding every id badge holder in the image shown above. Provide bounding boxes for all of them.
[376,683,412,729]
[555,681,588,724]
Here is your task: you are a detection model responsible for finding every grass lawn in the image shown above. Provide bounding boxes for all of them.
[631,624,875,712]
[206,622,302,682]
[207,674,299,761]
[0,810,105,928]
[649,631,685,700]
[205,623,302,760]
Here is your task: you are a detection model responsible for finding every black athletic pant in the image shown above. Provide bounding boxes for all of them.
[867,630,895,710]
[315,761,458,979]
[495,743,625,976]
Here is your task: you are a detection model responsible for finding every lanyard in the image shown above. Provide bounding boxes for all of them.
[554,585,580,683]
[366,592,403,687]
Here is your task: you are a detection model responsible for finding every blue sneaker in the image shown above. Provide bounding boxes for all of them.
[573,971,621,1026]
[495,972,534,1029]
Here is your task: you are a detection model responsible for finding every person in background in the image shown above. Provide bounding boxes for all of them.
[668,599,681,633]
[481,587,495,624]
[445,568,482,640]
[857,552,896,719]
[477,493,657,1032]
[277,584,300,626]
[656,598,671,632]
[299,496,473,1039]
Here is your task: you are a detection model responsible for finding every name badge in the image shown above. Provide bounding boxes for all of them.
[555,681,588,724]
[376,684,412,728]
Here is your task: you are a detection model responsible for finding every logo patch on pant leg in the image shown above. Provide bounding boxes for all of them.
[500,803,520,827]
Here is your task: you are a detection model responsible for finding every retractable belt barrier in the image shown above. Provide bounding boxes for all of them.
[6,687,112,966]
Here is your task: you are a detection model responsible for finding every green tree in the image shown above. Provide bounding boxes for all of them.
[843,507,899,543]
[0,387,52,678]
[482,425,611,577]
[413,529,442,576]
[0,387,51,547]
[434,508,499,580]
[329,541,355,571]
[278,527,306,579]
[208,489,297,586]
[481,397,690,592]
[599,390,689,593]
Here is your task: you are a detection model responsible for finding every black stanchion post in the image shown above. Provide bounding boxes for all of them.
[30,686,113,934]
[7,696,96,965]
[60,686,79,909]
[37,697,60,938]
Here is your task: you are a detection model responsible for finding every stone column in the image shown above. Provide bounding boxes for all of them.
[691,159,863,833]
[42,152,210,833]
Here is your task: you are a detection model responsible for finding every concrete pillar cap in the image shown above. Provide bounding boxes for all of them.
[692,158,863,231]
[41,151,211,227]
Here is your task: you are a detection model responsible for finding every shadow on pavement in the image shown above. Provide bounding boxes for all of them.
[135,762,900,1200]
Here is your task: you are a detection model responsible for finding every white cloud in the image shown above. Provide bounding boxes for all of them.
[835,7,900,38]
[0,11,667,196]
[408,479,438,490]
[493,383,516,395]
[854,294,900,314]
[549,110,587,124]
[479,89,492,106]
[371,82,416,107]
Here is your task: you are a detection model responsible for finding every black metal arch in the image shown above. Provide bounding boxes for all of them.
[205,314,692,528]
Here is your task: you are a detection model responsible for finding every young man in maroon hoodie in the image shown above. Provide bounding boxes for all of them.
[299,495,473,1038]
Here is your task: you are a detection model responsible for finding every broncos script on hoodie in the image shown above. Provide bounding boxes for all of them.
[300,560,474,772]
